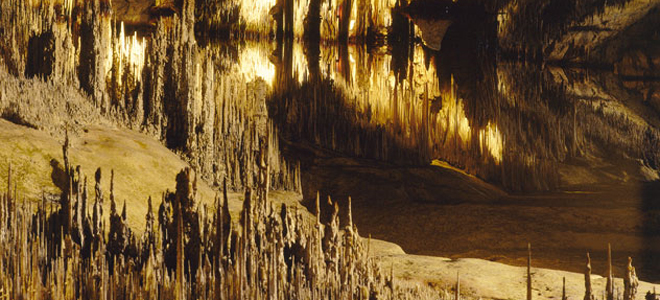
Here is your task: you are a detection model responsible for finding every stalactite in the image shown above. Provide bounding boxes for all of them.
[78,0,112,112]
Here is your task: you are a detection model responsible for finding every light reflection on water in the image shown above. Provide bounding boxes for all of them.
[222,38,659,193]
[265,42,659,193]
[262,41,511,187]
[236,42,277,86]
[225,0,396,38]
[323,44,504,164]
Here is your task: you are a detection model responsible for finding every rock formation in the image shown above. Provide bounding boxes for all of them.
[625,257,640,300]
[585,253,595,300]
[0,147,441,299]
[0,0,301,194]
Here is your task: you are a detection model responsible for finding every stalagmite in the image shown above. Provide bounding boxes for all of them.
[527,243,532,300]
[176,195,185,300]
[5,164,11,228]
[347,196,353,228]
[585,253,594,300]
[93,168,104,242]
[607,244,614,300]
[624,257,639,300]
[455,272,460,300]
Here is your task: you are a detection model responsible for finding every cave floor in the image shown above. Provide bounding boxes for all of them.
[296,143,660,283]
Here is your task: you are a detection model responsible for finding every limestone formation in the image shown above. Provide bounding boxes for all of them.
[607,244,614,300]
[0,147,444,299]
[527,243,532,300]
[624,257,640,300]
[0,0,302,195]
[585,252,595,300]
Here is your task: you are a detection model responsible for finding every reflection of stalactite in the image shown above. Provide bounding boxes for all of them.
[271,42,660,192]
[498,0,637,62]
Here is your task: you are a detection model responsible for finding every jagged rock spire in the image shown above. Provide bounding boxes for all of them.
[315,191,321,225]
[347,196,353,229]
[121,199,127,221]
[6,163,10,201]
[146,196,154,232]
[82,177,88,224]
[585,252,594,300]
[63,129,70,171]
[624,257,639,300]
[110,169,115,208]
[527,243,532,300]
[93,168,103,237]
[607,243,614,300]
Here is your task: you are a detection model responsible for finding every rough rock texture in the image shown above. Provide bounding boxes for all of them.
[615,44,660,78]
[0,154,442,299]
[0,0,301,193]
[0,67,105,134]
[113,0,155,26]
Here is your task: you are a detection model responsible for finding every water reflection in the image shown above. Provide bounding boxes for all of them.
[161,28,660,195]
[270,42,512,188]
[265,39,660,193]
[207,0,396,39]
[236,41,277,86]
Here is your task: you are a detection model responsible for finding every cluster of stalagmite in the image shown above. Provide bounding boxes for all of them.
[524,245,643,300]
[0,141,440,299]
[0,0,301,193]
[579,247,641,300]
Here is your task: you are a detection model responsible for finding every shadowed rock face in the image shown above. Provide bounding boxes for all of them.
[498,0,660,65]
[409,19,452,51]
[113,0,155,26]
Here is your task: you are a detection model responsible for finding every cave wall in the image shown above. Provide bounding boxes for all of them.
[0,0,301,192]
